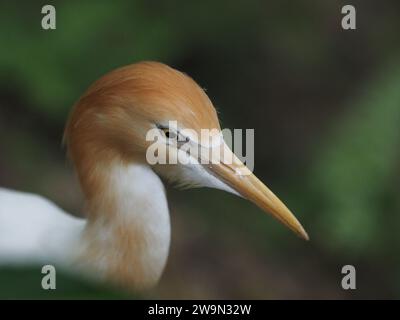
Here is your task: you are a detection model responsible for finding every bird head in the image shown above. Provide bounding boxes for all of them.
[65,61,308,240]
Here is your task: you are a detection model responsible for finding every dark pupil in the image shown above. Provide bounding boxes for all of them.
[165,130,173,139]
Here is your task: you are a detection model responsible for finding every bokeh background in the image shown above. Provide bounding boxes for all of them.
[0,0,399,299]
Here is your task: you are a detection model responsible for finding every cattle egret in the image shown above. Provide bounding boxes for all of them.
[0,61,308,290]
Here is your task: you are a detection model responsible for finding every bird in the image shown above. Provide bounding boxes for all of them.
[0,61,308,290]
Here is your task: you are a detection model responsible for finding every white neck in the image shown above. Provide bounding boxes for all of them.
[79,163,171,289]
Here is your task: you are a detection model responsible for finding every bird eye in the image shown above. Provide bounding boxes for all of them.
[156,124,189,143]
[163,128,177,140]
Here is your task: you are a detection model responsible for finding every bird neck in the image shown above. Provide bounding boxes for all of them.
[79,161,171,289]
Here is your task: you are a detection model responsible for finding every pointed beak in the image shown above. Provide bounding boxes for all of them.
[204,143,309,240]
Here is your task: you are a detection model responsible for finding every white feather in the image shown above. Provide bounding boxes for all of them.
[0,188,85,266]
[0,163,171,287]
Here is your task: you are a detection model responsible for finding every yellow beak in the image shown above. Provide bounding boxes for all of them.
[204,143,309,240]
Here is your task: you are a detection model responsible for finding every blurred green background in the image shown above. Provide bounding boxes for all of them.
[0,0,399,299]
